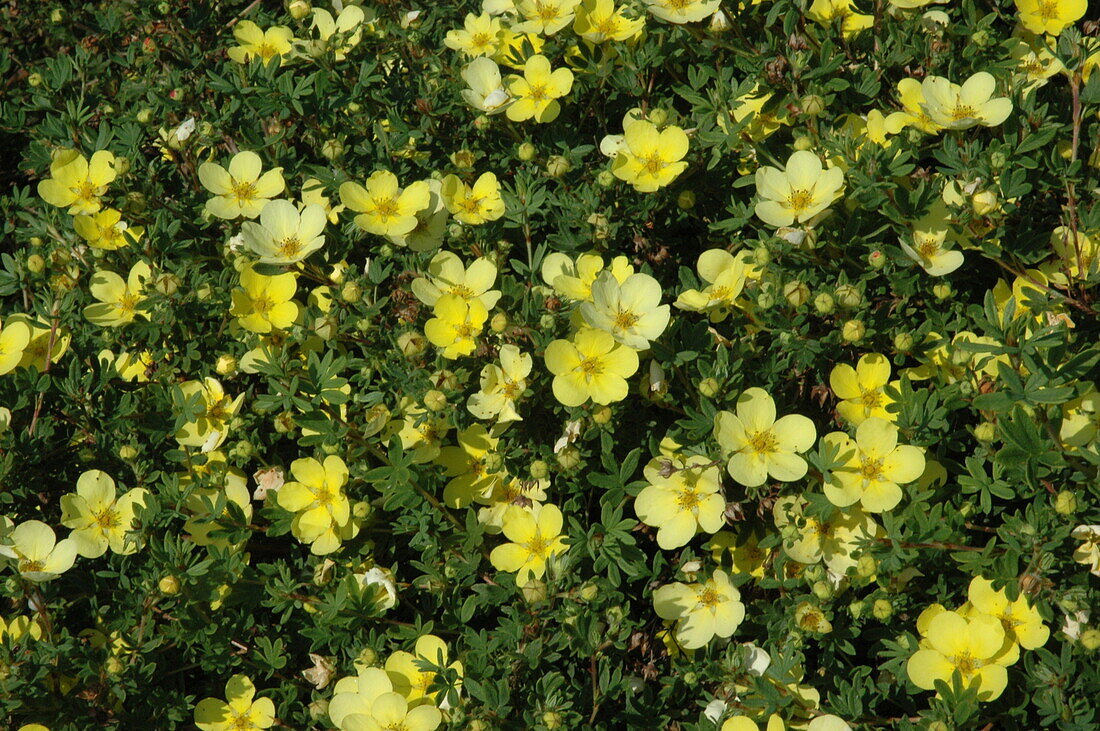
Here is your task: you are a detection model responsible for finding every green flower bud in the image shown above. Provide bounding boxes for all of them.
[556,446,582,470]
[321,139,344,160]
[215,354,237,376]
[230,440,254,461]
[848,600,866,619]
[158,575,181,595]
[26,254,45,274]
[834,283,862,308]
[841,319,866,343]
[591,405,612,425]
[340,281,362,303]
[648,108,669,127]
[546,155,571,178]
[521,579,548,603]
[677,190,696,210]
[490,312,509,333]
[27,73,43,87]
[423,389,448,411]
[273,411,296,433]
[1054,491,1077,515]
[118,444,139,461]
[697,377,721,399]
[752,244,771,267]
[872,598,893,620]
[800,94,826,117]
[398,332,427,357]
[814,292,835,314]
[893,331,914,354]
[530,460,550,479]
[973,421,996,443]
[932,283,952,301]
[868,250,886,269]
[517,142,536,161]
[783,281,810,307]
[597,169,615,187]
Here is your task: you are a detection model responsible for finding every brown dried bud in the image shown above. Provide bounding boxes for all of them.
[544,296,561,311]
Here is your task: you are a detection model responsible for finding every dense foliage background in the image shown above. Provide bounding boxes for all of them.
[1,0,1099,729]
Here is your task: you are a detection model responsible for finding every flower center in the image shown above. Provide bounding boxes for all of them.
[949,104,976,121]
[95,508,121,529]
[374,196,400,219]
[527,534,549,557]
[579,356,604,377]
[748,430,777,455]
[1037,0,1059,19]
[676,488,700,511]
[527,84,548,103]
[951,652,977,676]
[710,285,732,301]
[455,322,475,338]
[449,284,474,299]
[256,42,278,60]
[277,236,303,258]
[859,457,884,481]
[697,587,721,608]
[118,292,140,312]
[613,310,639,330]
[501,381,521,399]
[786,189,815,212]
[642,153,667,175]
[21,560,45,573]
[859,389,883,408]
[231,180,257,202]
[75,181,98,202]
[471,32,492,48]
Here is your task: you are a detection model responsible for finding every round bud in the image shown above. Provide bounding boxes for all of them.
[814,292,835,314]
[578,582,598,601]
[286,0,312,18]
[1081,629,1100,650]
[792,135,814,152]
[521,580,548,604]
[841,319,866,343]
[136,108,154,124]
[158,575,181,595]
[648,108,669,127]
[752,244,771,267]
[872,599,893,621]
[1054,491,1077,515]
[893,331,914,354]
[423,389,448,412]
[556,446,582,470]
[596,170,615,187]
[356,647,379,667]
[971,191,998,217]
[230,439,254,461]
[834,283,862,308]
[473,115,489,130]
[812,581,833,601]
[868,250,886,269]
[677,190,696,210]
[932,283,952,301]
[542,712,564,730]
[340,281,362,303]
[490,312,509,333]
[482,453,504,473]
[697,377,721,399]
[591,405,612,425]
[783,281,810,307]
[546,155,571,178]
[118,445,139,461]
[27,73,43,87]
[973,421,996,443]
[529,460,551,481]
[215,354,237,377]
[308,700,330,721]
[321,139,344,161]
[856,554,877,579]
[433,369,459,391]
[273,411,296,433]
[26,254,45,274]
[517,142,536,161]
[848,600,866,619]
[990,150,1007,169]
[398,332,428,358]
[800,94,826,117]
[539,313,556,330]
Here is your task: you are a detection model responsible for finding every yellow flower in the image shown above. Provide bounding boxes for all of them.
[1071,525,1100,576]
[37,149,116,215]
[653,569,745,650]
[98,349,153,382]
[919,72,1012,130]
[900,201,965,276]
[460,57,512,114]
[544,327,640,406]
[445,12,504,56]
[829,353,897,426]
[301,178,345,224]
[7,314,69,373]
[467,344,532,423]
[0,317,32,375]
[514,0,582,35]
[705,529,771,579]
[885,78,944,135]
[477,477,548,532]
[541,251,634,301]
[675,249,754,322]
[574,0,645,42]
[505,54,574,123]
[73,208,143,250]
[755,150,845,228]
[240,199,327,264]
[635,453,725,549]
[0,615,43,644]
[1060,386,1098,448]
[1008,32,1065,94]
[0,520,77,582]
[329,667,396,729]
[390,405,452,464]
[194,674,276,731]
[84,260,153,327]
[182,456,253,549]
[714,387,817,488]
[385,634,464,707]
[340,171,431,237]
[198,151,285,219]
[807,0,873,37]
[1050,225,1099,281]
[424,295,489,359]
[437,424,505,508]
[644,0,721,24]
[227,20,294,65]
[1015,0,1086,36]
[309,5,365,60]
[772,496,880,575]
[719,85,789,142]
[354,692,442,731]
[412,251,502,311]
[60,470,149,559]
[964,576,1049,650]
[174,377,245,452]
[608,118,689,193]
[906,609,1010,700]
[489,502,569,586]
[277,455,358,555]
[581,271,670,349]
[441,172,505,224]
[822,418,925,513]
[231,264,299,333]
